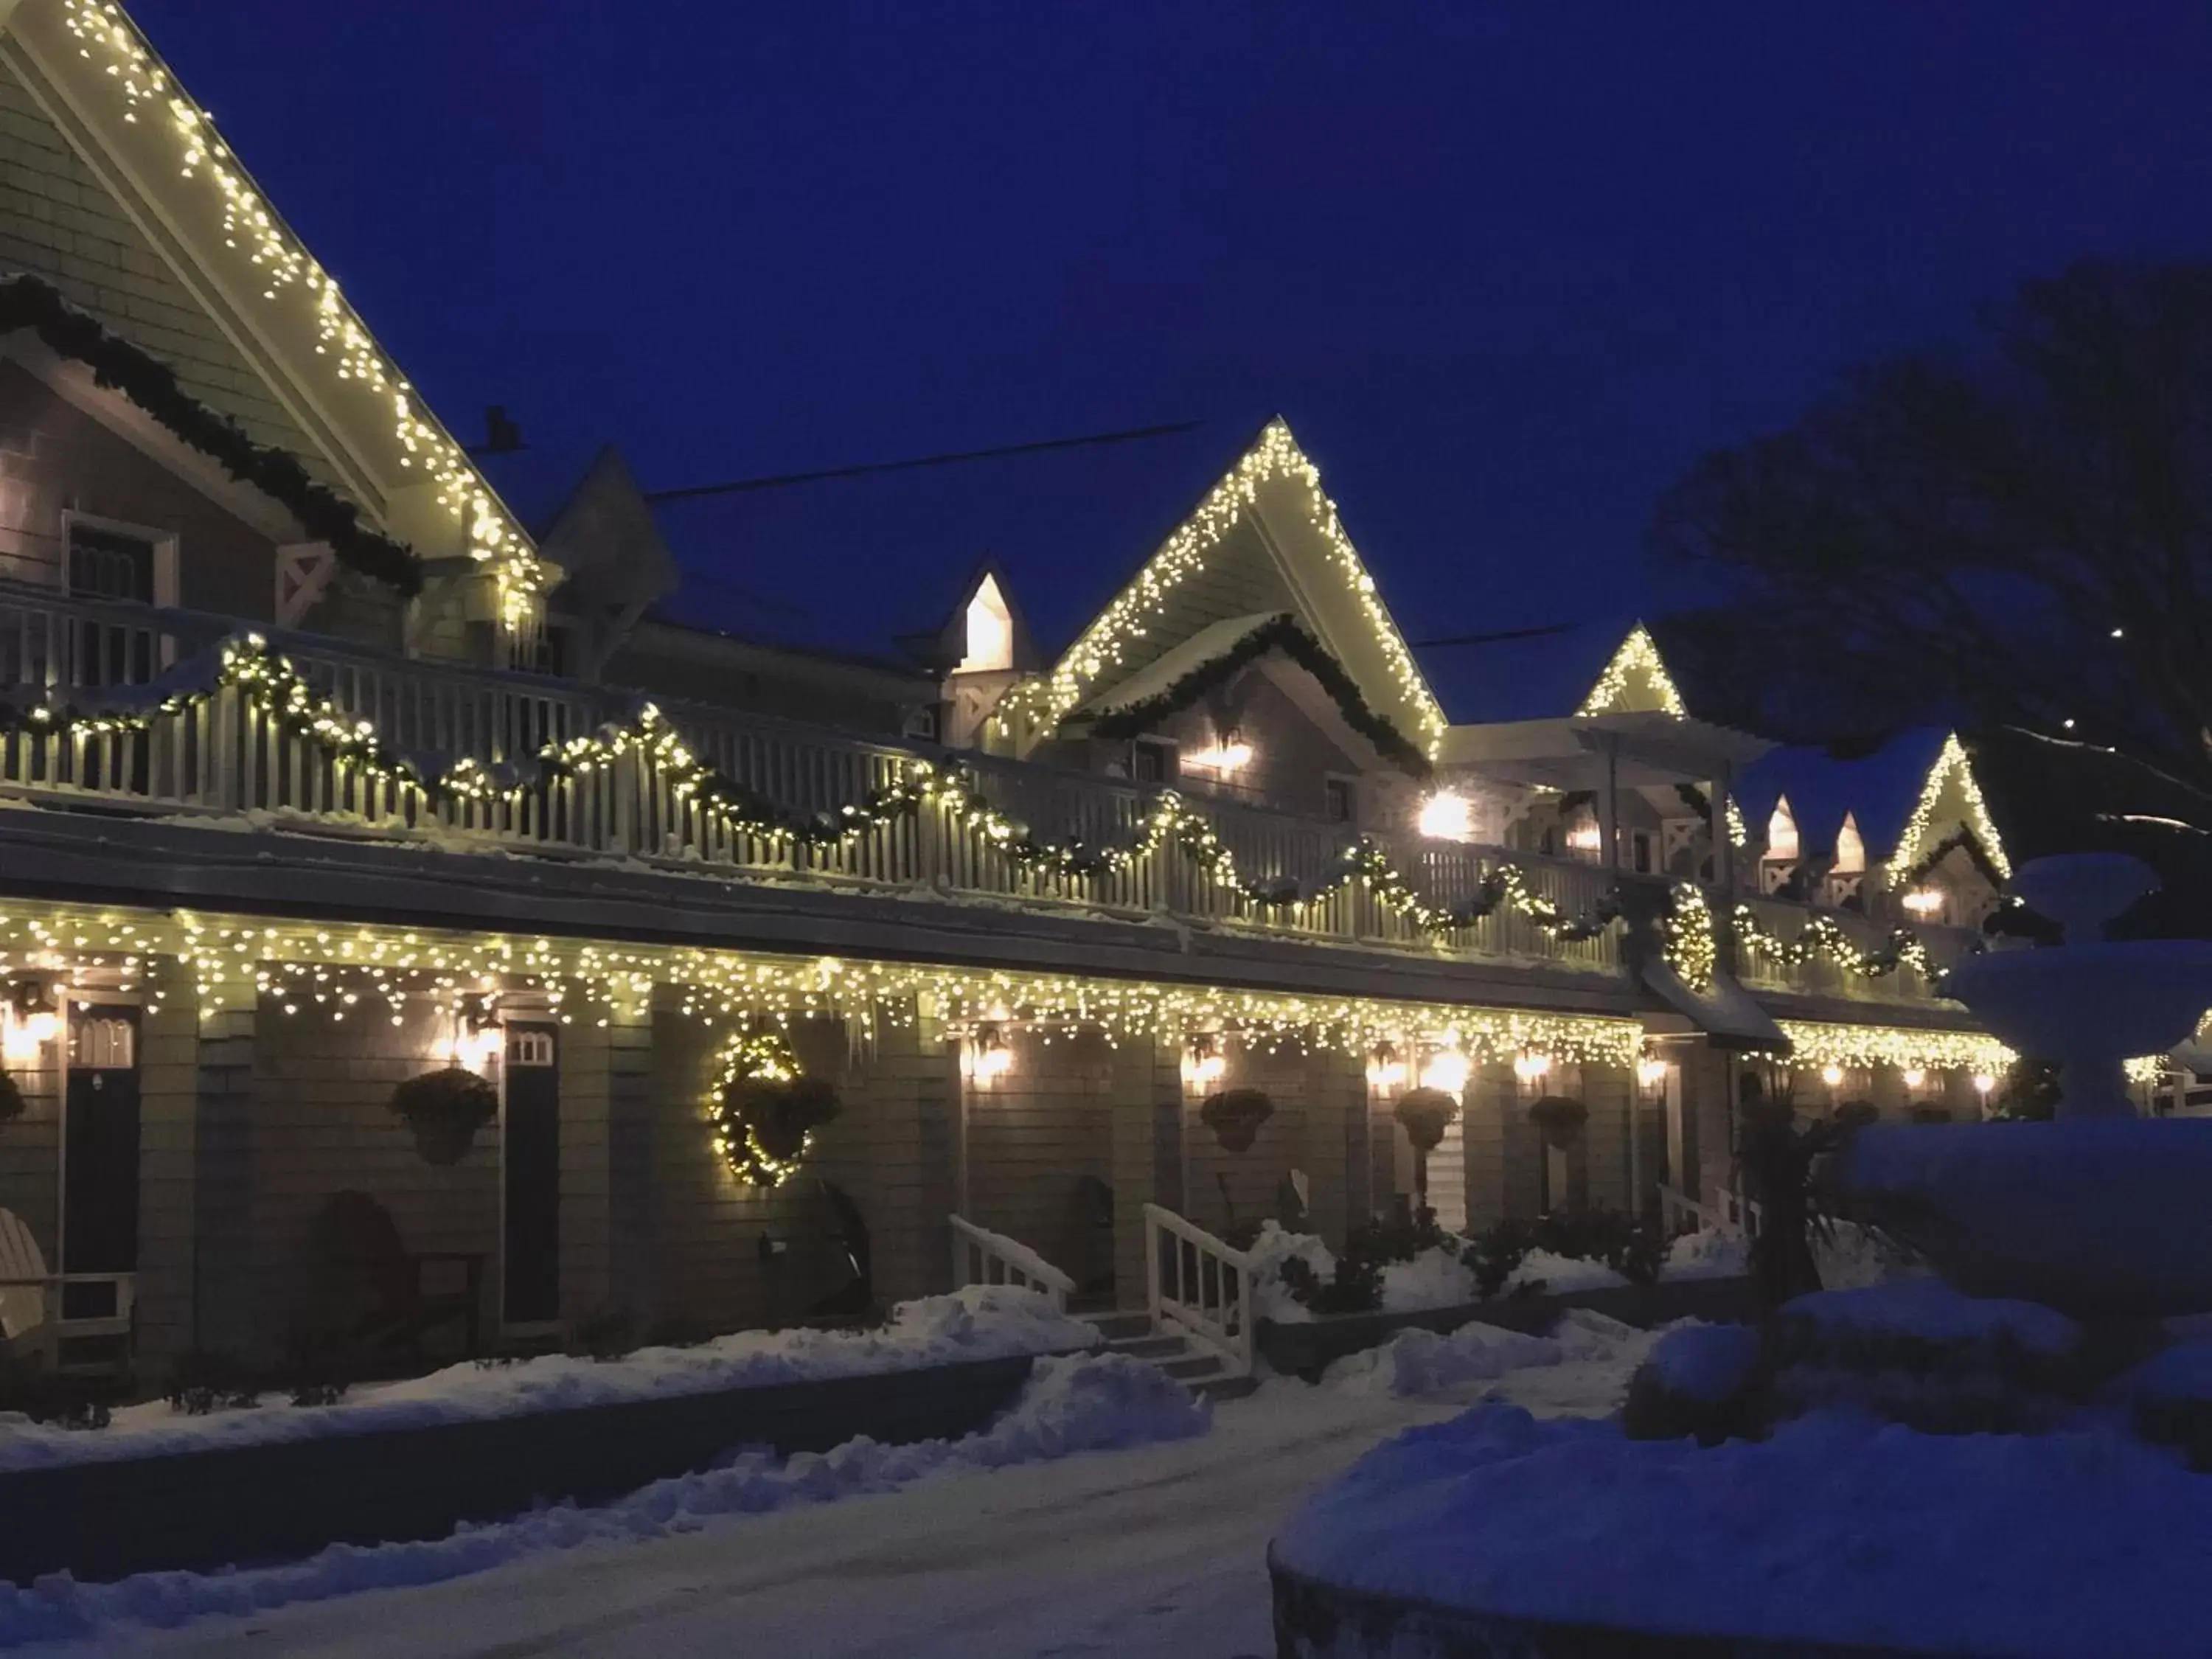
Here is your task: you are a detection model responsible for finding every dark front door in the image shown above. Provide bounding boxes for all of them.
[502,1026,560,1325]
[63,1006,140,1320]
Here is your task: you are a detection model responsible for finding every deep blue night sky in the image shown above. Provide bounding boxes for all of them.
[130,2,2212,671]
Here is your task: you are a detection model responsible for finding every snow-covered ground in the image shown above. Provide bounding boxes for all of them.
[20,1320,1660,1658]
[0,1286,1097,1472]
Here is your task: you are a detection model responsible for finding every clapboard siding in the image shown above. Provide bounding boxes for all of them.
[962,1028,1114,1292]
[132,961,196,1363]
[0,60,334,473]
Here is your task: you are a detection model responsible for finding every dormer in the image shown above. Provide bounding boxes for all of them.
[1761,795,1801,893]
[938,566,1035,748]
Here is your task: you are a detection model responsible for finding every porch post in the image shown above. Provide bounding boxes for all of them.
[1709,762,1736,894]
[1599,734,1621,871]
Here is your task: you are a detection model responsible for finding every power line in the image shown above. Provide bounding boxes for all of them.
[644,420,1204,504]
[1409,622,1574,649]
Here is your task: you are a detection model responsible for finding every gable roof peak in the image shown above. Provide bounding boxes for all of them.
[1579,622,1688,719]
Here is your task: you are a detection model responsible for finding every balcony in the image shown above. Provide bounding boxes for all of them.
[0,583,1962,1004]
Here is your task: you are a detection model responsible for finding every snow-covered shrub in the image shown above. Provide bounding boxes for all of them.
[1463,1208,1662,1298]
[1276,1207,1459,1317]
[1323,1321,1563,1397]
[1768,1281,2089,1434]
[1623,1323,1762,1444]
[2125,1343,2212,1470]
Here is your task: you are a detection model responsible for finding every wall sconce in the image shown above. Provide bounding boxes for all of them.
[1901,1067,1927,1090]
[1902,888,1945,918]
[446,995,501,1074]
[1637,1055,1670,1090]
[4,979,59,1065]
[1511,1051,1552,1086]
[1416,790,1473,842]
[1185,734,1253,774]
[1364,1043,1408,1091]
[1565,821,1603,853]
[961,1022,1014,1086]
[1419,1046,1471,1095]
[1819,1064,1846,1088]
[1971,1071,1997,1096]
[1181,1034,1228,1091]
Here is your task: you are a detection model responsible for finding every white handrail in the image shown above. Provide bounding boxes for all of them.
[947,1215,1075,1312]
[1143,1203,1256,1377]
[1717,1186,1765,1239]
[1656,1183,1718,1237]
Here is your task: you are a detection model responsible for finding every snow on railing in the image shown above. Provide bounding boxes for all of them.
[1656,1183,1718,1237]
[1143,1203,1255,1377]
[947,1215,1076,1312]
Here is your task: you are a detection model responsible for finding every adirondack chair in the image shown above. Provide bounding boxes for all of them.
[0,1208,135,1374]
[293,1191,484,1368]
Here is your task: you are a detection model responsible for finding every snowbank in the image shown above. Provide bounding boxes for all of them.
[1781,1279,2079,1357]
[1501,1248,1627,1296]
[1661,1229,1747,1281]
[0,1286,1099,1473]
[1245,1223,1337,1324]
[1277,1405,2212,1658]
[0,1352,1208,1645]
[1641,1324,1760,1405]
[1321,1323,1562,1398]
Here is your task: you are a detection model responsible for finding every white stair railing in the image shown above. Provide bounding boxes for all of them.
[1143,1203,1256,1377]
[947,1215,1075,1312]
[1717,1186,1765,1239]
[1656,1183,1717,1237]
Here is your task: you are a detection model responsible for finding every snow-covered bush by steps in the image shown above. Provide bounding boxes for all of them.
[1321,1309,1647,1399]
[0,1285,1099,1473]
[0,1351,1208,1646]
[1623,1324,1764,1444]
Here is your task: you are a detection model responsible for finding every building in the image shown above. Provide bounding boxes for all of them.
[0,0,2010,1377]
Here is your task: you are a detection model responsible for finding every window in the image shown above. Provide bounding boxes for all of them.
[1324,777,1355,824]
[66,520,161,605]
[1632,830,1653,874]
[956,574,1014,673]
[1132,740,1176,785]
[903,706,940,742]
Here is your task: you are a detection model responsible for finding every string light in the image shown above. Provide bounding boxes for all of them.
[1732,905,1943,983]
[1001,420,1447,757]
[1778,1020,2014,1076]
[706,1029,818,1187]
[57,0,547,608]
[1663,883,1717,992]
[1579,625,1687,720]
[1892,734,2012,883]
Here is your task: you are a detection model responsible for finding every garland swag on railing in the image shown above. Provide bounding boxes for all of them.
[1731,904,1941,983]
[14,634,1620,942]
[0,276,420,595]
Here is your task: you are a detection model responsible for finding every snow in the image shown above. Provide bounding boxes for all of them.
[0,1286,1096,1473]
[22,1311,1656,1657]
[1642,1323,1760,1403]
[1781,1279,2079,1356]
[1274,1406,2212,1658]
[1249,1222,1752,1326]
[1323,1309,1657,1399]
[0,1352,1206,1648]
[947,1220,1073,1295]
[2123,1340,2212,1406]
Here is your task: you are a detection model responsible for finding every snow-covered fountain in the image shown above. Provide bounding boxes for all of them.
[1832,852,2212,1315]
[1269,853,2212,1658]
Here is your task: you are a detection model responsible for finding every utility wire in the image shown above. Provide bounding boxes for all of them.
[644,420,1203,504]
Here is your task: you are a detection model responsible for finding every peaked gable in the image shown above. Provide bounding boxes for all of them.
[1579,624,1688,718]
[1894,732,2011,882]
[1023,418,1447,757]
[0,1,543,605]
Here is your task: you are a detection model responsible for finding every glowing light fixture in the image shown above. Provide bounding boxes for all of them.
[1565,821,1603,852]
[1365,1044,1408,1091]
[1512,1051,1553,1085]
[1417,790,1472,841]
[1181,1034,1228,1091]
[1833,813,1865,876]
[446,997,501,1074]
[962,1023,1014,1085]
[1972,1072,1997,1096]
[1902,888,1945,918]
[1819,1063,1845,1088]
[4,979,59,1065]
[1419,1046,1470,1095]
[1637,1056,1670,1090]
[1902,1066,1927,1089]
[1185,735,1254,774]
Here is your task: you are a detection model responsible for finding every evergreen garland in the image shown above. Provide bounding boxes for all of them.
[708,1029,841,1186]
[0,275,421,595]
[1086,614,1432,777]
[1894,826,2006,894]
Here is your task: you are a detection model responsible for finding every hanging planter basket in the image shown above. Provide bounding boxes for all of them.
[389,1065,498,1166]
[1200,1088,1274,1155]
[709,1030,841,1187]
[1528,1093,1589,1150]
[1834,1099,1880,1130]
[1393,1087,1459,1156]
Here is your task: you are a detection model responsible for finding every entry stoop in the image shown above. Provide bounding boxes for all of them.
[1088,1312,1260,1402]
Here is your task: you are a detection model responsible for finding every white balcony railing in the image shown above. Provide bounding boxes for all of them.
[0,584,1958,995]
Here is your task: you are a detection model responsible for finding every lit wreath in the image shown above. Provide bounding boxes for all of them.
[708,1029,841,1188]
